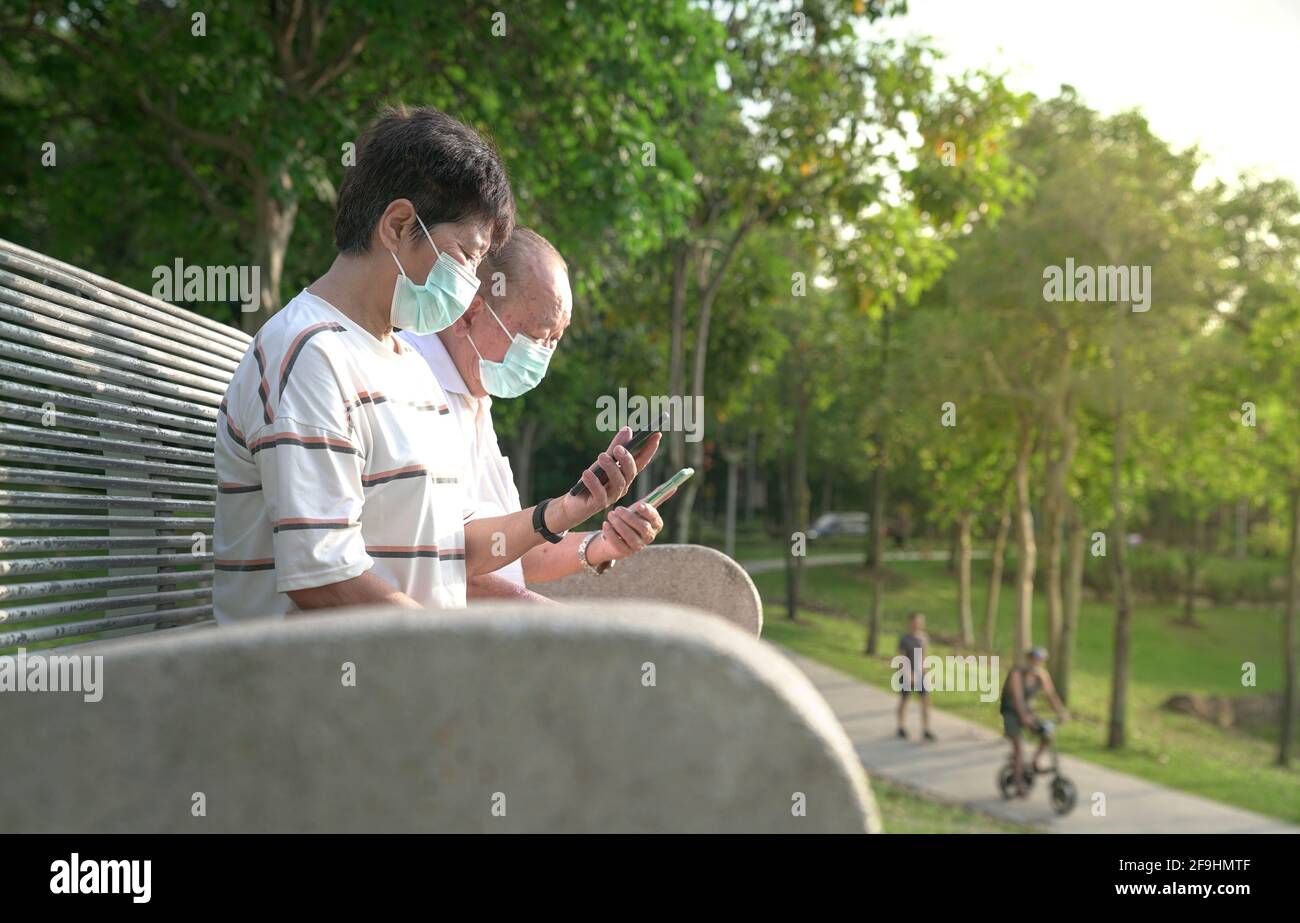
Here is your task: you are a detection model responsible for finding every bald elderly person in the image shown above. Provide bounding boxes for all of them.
[400,228,667,601]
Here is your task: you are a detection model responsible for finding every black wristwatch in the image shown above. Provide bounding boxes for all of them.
[533,497,568,544]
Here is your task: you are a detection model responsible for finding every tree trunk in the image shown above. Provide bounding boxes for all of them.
[1235,498,1249,560]
[1279,485,1299,766]
[957,510,974,645]
[724,447,742,559]
[1042,392,1076,662]
[667,244,688,466]
[1013,418,1037,656]
[246,171,298,332]
[864,432,887,654]
[674,461,703,546]
[865,450,885,571]
[863,304,892,655]
[1060,509,1086,703]
[864,303,892,569]
[1181,515,1203,627]
[676,221,754,543]
[779,449,797,621]
[783,352,811,620]
[508,417,544,507]
[984,480,1012,650]
[744,429,759,526]
[1108,303,1133,751]
[664,244,689,538]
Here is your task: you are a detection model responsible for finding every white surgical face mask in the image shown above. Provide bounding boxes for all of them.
[389,215,481,335]
[467,301,554,398]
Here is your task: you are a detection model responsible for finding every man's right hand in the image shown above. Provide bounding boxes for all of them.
[546,426,662,532]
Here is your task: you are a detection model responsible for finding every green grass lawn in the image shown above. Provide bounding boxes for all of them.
[690,524,949,562]
[747,558,1300,825]
[872,776,1033,834]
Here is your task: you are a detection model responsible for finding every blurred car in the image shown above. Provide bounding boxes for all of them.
[807,512,869,540]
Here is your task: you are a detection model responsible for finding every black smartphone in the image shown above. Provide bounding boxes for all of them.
[568,411,670,497]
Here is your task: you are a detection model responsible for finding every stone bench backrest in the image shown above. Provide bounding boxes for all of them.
[2,603,878,833]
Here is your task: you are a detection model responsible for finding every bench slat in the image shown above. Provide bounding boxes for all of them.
[0,269,241,373]
[0,442,215,480]
[0,319,228,402]
[0,513,213,530]
[0,421,214,464]
[0,239,250,355]
[0,286,238,381]
[0,466,216,496]
[0,348,220,420]
[0,535,210,552]
[0,553,213,577]
[0,381,217,442]
[0,571,212,602]
[0,490,212,512]
[0,606,213,648]
[0,588,212,623]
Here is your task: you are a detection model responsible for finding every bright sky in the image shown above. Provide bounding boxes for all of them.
[876,0,1300,187]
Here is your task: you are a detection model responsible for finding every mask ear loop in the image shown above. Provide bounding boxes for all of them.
[483,299,513,339]
[414,213,442,259]
[417,212,483,288]
[468,297,501,362]
[391,212,437,278]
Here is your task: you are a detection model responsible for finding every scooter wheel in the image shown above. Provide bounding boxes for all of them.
[997,765,1019,800]
[1051,776,1078,815]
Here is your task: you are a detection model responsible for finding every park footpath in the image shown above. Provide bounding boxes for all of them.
[743,553,1298,833]
[790,653,1295,833]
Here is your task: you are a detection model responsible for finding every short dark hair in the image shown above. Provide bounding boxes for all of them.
[334,104,515,254]
[477,227,568,299]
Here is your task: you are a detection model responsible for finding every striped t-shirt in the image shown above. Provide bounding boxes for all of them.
[213,289,472,623]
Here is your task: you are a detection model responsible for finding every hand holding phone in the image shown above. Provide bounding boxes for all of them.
[548,425,663,531]
[595,469,693,562]
[569,412,670,497]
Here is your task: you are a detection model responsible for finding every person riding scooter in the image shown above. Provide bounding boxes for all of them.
[999,647,1070,798]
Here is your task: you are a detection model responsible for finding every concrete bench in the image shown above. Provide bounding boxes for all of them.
[0,239,876,832]
[536,544,763,636]
[3,603,880,833]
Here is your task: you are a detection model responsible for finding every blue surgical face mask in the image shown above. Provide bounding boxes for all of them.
[389,215,481,335]
[468,301,555,398]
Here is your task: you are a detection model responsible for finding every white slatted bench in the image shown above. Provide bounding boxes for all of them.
[0,238,249,649]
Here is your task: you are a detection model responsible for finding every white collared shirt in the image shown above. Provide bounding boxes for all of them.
[400,331,527,586]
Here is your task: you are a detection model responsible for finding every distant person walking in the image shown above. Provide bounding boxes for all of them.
[896,611,935,741]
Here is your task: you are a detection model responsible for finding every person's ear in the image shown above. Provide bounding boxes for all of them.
[375,199,415,255]
[450,295,485,337]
